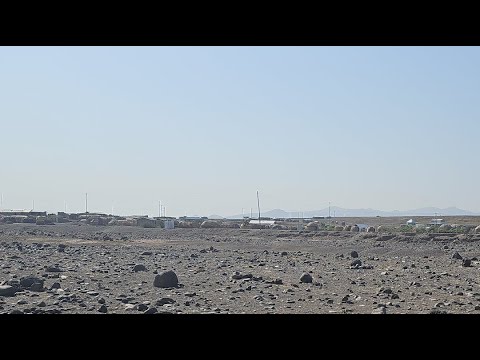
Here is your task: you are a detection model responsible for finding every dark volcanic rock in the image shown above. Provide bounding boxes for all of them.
[153,271,179,288]
[137,303,148,311]
[452,252,463,260]
[300,273,313,283]
[351,259,362,268]
[20,276,44,291]
[133,264,147,272]
[144,307,158,314]
[46,265,62,273]
[231,272,253,280]
[98,305,108,313]
[156,297,176,306]
[0,285,17,297]
[462,259,472,267]
[350,251,359,258]
[50,282,61,290]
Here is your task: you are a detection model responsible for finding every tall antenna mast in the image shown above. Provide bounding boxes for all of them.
[32,200,35,211]
[64,200,67,213]
[329,202,331,218]
[250,208,252,219]
[159,201,161,218]
[85,193,88,213]
[257,190,261,225]
[1,193,3,208]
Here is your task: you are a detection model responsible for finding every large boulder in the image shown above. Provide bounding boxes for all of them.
[153,271,179,288]
[351,225,359,232]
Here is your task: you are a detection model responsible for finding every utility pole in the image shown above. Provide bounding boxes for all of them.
[159,201,161,218]
[85,193,88,214]
[32,200,35,211]
[257,190,261,225]
[329,202,331,218]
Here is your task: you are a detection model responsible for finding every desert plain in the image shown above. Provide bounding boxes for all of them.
[1,216,480,314]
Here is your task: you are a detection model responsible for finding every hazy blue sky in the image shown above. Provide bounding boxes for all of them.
[1,46,479,217]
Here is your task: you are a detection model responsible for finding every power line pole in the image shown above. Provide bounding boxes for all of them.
[257,190,261,225]
[85,193,88,213]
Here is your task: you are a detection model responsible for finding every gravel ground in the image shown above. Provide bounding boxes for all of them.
[1,223,480,314]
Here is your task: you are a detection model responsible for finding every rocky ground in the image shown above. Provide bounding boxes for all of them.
[1,223,480,314]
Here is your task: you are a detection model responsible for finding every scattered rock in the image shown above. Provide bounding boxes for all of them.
[0,285,17,297]
[20,276,44,291]
[133,264,147,272]
[372,307,386,314]
[452,252,463,260]
[350,259,362,268]
[98,305,108,313]
[350,251,359,258]
[462,259,472,267]
[153,271,179,288]
[156,297,176,306]
[144,307,158,314]
[137,303,148,311]
[300,273,313,283]
[45,265,62,273]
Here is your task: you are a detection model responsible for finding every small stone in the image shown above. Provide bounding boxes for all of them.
[300,273,313,283]
[372,307,386,314]
[144,307,158,314]
[50,282,61,290]
[462,259,472,267]
[281,252,288,256]
[98,304,108,313]
[133,264,147,272]
[46,266,62,272]
[141,251,153,256]
[98,298,105,304]
[351,259,362,268]
[155,297,176,306]
[350,251,359,258]
[452,252,463,260]
[38,301,46,307]
[137,303,148,311]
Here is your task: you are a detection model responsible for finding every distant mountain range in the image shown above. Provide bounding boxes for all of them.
[221,206,479,219]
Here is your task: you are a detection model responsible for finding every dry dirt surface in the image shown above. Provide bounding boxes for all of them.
[1,223,480,314]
